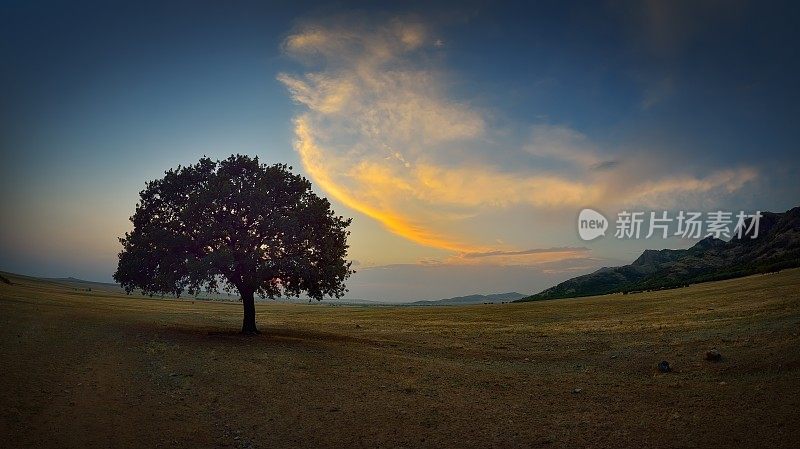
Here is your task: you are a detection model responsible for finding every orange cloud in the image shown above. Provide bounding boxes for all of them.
[293,116,478,252]
[280,18,758,263]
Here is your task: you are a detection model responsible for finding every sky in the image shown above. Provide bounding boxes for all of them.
[1,0,799,301]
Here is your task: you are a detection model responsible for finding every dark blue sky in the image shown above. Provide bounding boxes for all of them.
[1,1,799,299]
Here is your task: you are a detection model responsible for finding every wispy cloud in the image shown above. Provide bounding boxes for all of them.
[640,76,674,110]
[525,125,603,168]
[450,247,594,267]
[462,246,590,259]
[279,17,758,262]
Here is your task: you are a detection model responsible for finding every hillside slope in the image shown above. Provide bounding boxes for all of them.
[411,292,526,305]
[517,206,800,301]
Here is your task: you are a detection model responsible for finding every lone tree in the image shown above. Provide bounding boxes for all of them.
[114,155,353,334]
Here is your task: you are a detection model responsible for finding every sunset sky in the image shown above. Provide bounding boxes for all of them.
[2,1,799,301]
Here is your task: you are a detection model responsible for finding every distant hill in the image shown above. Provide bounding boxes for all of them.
[412,292,526,305]
[34,276,236,300]
[0,272,125,293]
[44,277,126,293]
[516,206,800,302]
[319,298,386,306]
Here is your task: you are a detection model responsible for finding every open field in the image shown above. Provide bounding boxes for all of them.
[1,270,799,448]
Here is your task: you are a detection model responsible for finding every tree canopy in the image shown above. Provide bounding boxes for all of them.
[114,154,353,333]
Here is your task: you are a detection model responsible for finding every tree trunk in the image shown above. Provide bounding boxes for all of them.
[241,289,259,334]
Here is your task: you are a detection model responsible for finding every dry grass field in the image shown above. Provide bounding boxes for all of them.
[1,269,799,448]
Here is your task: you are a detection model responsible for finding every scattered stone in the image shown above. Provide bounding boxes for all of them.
[610,354,617,359]
[719,381,727,386]
[571,388,582,394]
[705,349,722,361]
[657,360,671,373]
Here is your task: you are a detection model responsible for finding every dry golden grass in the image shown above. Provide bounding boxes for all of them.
[1,269,799,448]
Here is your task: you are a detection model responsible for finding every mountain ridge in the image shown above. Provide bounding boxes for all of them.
[410,292,527,305]
[516,206,800,302]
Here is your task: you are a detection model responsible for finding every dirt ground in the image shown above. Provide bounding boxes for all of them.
[1,269,799,448]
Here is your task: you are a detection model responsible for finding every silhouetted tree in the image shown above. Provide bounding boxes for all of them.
[114,155,353,333]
